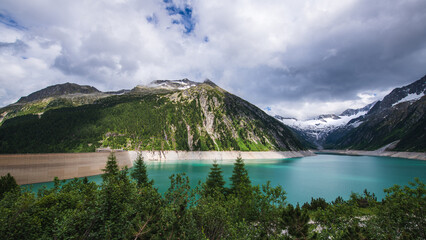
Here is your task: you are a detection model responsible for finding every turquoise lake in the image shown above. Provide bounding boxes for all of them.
[24,154,426,205]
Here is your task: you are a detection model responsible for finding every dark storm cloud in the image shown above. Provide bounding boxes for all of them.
[226,0,426,106]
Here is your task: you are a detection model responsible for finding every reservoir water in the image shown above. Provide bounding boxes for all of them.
[25,154,426,205]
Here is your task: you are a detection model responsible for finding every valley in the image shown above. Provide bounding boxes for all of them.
[1,76,425,187]
[273,75,426,152]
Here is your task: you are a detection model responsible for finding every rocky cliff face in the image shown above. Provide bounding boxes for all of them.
[0,80,305,153]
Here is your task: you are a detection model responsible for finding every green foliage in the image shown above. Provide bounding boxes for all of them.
[130,154,153,188]
[204,160,226,197]
[253,182,288,238]
[348,189,377,208]
[302,197,329,211]
[193,195,234,239]
[0,157,423,239]
[102,152,119,180]
[0,173,18,199]
[161,173,200,239]
[229,155,251,194]
[97,167,136,239]
[282,204,310,239]
[132,186,163,239]
[372,178,425,239]
[0,176,100,239]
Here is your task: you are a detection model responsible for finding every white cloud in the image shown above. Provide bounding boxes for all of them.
[264,88,392,120]
[0,0,425,120]
[0,35,65,105]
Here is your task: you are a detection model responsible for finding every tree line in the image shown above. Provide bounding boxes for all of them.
[0,154,424,239]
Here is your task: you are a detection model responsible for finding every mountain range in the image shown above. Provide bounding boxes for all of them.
[0,75,425,153]
[0,79,304,153]
[273,75,426,152]
[273,103,375,149]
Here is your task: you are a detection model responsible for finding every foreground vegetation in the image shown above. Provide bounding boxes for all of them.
[0,154,424,239]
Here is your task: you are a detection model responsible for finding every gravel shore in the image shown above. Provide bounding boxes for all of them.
[318,150,426,161]
[0,150,315,185]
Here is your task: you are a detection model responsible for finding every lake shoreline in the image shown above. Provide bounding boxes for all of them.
[137,150,315,161]
[317,150,426,161]
[0,150,315,185]
[22,153,426,206]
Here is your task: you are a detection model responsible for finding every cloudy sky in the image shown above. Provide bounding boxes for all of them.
[1,0,425,119]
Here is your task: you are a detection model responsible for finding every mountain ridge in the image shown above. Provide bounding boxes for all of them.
[271,75,426,152]
[2,76,425,153]
[273,103,375,149]
[0,79,305,153]
[367,75,426,115]
[17,82,101,103]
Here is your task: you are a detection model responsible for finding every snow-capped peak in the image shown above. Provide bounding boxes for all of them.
[271,103,375,144]
[280,110,367,132]
[147,79,200,90]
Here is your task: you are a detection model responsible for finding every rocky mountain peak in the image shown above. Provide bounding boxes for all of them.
[340,102,376,117]
[368,75,426,115]
[148,79,200,90]
[274,115,297,121]
[18,82,100,103]
[315,114,341,121]
[203,79,217,87]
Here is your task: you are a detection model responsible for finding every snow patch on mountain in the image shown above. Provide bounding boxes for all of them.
[279,110,369,140]
[148,79,199,90]
[282,111,367,132]
[266,102,376,148]
[391,92,425,106]
[348,120,363,128]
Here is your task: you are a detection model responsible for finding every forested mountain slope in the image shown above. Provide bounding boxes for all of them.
[0,80,305,153]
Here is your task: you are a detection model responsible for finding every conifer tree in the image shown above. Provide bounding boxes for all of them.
[205,160,225,196]
[131,154,153,187]
[230,155,251,193]
[99,155,135,239]
[0,173,18,199]
[102,152,119,180]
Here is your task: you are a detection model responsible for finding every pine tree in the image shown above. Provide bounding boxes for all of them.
[131,154,153,187]
[0,173,18,199]
[99,158,135,238]
[102,152,119,180]
[205,160,225,196]
[229,155,251,193]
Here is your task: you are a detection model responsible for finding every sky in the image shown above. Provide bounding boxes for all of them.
[0,0,425,119]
